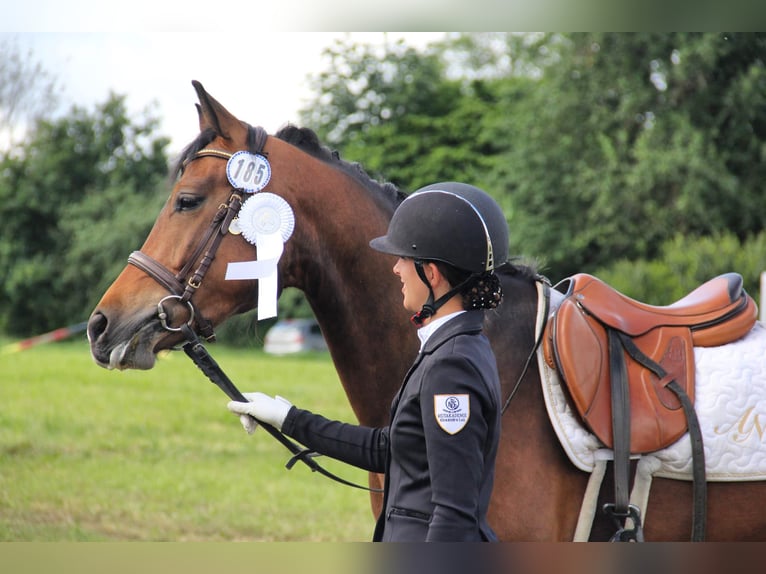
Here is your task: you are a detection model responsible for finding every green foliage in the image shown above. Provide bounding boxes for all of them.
[595,231,766,305]
[0,94,170,335]
[302,33,766,287]
[339,78,511,193]
[302,36,460,148]
[502,33,766,279]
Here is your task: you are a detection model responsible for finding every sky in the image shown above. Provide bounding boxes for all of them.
[3,32,446,155]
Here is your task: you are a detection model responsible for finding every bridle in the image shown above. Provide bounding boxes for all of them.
[126,125,381,492]
[127,127,268,342]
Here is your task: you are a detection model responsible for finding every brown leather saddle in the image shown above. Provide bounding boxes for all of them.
[542,272,758,540]
[543,272,757,453]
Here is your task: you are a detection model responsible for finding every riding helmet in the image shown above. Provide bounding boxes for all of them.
[369,182,509,273]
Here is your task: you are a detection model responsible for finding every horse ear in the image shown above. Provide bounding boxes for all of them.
[191,80,247,143]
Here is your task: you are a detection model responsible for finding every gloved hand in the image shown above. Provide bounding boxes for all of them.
[227,392,293,434]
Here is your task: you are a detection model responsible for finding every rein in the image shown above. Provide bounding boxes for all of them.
[128,125,381,493]
[501,276,550,414]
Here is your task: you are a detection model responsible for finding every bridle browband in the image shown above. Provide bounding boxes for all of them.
[127,125,381,493]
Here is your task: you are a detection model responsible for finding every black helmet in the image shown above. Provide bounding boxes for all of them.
[369,182,509,273]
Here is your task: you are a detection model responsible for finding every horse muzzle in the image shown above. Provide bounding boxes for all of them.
[87,308,175,370]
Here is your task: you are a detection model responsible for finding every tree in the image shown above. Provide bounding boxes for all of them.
[500,33,766,279]
[300,34,535,197]
[0,38,59,148]
[595,231,766,305]
[302,35,461,148]
[0,94,170,335]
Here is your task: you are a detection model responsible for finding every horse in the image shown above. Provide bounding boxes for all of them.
[87,80,766,541]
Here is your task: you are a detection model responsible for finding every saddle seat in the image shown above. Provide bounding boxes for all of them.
[555,272,757,346]
[543,273,758,454]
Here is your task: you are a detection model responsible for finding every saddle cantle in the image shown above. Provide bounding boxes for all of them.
[543,272,758,453]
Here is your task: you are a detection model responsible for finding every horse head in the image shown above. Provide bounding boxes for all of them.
[88,81,405,376]
[87,82,262,368]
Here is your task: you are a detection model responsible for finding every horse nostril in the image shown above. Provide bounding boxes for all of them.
[87,311,108,343]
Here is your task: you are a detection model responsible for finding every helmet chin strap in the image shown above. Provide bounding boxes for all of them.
[411,260,471,326]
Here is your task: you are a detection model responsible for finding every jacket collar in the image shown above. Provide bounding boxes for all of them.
[419,309,485,355]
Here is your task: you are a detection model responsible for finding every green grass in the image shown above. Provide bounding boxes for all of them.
[0,338,375,541]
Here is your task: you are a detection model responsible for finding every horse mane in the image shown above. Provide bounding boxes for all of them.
[498,259,543,283]
[275,125,407,207]
[170,124,407,212]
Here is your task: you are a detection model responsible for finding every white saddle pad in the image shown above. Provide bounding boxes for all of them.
[538,289,766,482]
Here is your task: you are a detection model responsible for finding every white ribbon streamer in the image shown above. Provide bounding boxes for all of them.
[224,257,281,280]
[225,234,284,321]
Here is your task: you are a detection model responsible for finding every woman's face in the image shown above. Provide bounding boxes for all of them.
[393,257,430,314]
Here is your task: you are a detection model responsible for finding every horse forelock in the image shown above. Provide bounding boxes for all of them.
[170,128,218,181]
[275,125,407,208]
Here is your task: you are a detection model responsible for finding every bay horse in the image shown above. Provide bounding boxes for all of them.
[87,81,766,541]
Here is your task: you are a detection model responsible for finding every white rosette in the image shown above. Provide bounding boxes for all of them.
[237,192,295,246]
[225,193,295,320]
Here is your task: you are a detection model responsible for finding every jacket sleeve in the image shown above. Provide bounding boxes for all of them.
[419,352,495,541]
[280,407,389,473]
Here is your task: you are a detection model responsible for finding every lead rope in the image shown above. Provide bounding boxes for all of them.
[179,324,383,493]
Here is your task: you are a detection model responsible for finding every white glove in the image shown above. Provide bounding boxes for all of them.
[227,392,293,434]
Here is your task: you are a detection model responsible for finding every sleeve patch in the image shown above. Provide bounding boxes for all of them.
[434,394,470,434]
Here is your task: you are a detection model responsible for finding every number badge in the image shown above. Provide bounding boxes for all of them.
[226,151,272,193]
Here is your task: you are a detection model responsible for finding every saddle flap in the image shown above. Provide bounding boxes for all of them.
[546,297,694,453]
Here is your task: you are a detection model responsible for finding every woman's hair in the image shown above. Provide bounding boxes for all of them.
[434,262,503,310]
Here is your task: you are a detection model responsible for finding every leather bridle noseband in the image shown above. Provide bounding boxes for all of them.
[127,181,241,342]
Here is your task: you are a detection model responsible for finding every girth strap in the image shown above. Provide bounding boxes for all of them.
[614,331,707,542]
[608,329,631,515]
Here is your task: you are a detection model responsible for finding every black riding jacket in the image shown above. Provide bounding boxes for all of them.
[280,310,502,542]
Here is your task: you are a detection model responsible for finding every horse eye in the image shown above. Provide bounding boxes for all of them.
[175,194,204,212]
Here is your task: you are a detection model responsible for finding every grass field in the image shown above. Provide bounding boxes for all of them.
[0,337,375,541]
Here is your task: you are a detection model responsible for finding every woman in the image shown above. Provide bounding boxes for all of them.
[228,182,509,542]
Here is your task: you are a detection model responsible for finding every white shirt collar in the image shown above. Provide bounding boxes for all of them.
[417,310,466,351]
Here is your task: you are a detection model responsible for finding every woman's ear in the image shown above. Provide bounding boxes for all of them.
[426,262,450,293]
